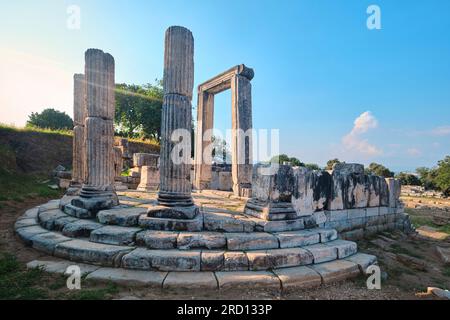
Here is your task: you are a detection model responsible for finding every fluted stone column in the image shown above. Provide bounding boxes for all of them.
[71,74,86,186]
[76,49,118,210]
[148,26,197,219]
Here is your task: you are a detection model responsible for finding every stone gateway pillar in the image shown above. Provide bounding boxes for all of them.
[67,49,118,217]
[148,26,198,220]
[71,73,86,187]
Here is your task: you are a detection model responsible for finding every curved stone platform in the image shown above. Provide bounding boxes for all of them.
[14,191,378,289]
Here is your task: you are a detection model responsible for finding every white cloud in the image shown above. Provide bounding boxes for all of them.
[407,148,421,157]
[431,126,450,136]
[342,111,382,157]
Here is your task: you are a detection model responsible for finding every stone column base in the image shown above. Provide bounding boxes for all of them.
[157,191,194,207]
[245,199,299,221]
[147,204,199,220]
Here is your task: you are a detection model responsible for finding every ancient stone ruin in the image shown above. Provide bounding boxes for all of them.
[194,65,254,197]
[14,26,413,291]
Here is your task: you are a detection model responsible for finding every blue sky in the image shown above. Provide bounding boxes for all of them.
[0,0,449,172]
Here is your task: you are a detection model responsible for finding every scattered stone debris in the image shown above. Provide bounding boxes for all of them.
[416,226,449,240]
[436,246,450,265]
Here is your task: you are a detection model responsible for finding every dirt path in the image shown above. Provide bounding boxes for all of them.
[1,199,448,300]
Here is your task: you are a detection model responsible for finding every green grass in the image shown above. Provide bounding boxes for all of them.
[0,253,48,300]
[0,123,73,137]
[0,253,120,300]
[390,243,423,259]
[442,267,450,278]
[409,214,450,235]
[0,168,62,204]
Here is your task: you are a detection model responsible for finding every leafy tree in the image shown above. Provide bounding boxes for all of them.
[270,154,304,167]
[211,136,231,164]
[434,156,450,196]
[305,163,321,170]
[395,172,421,186]
[26,108,73,130]
[365,163,394,178]
[115,81,163,139]
[326,159,342,170]
[416,167,436,190]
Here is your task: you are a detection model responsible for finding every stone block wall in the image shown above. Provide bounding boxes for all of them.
[250,163,413,238]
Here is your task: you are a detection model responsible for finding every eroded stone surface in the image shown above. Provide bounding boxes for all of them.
[345,253,378,274]
[30,232,72,254]
[90,226,142,246]
[325,240,357,259]
[177,232,226,250]
[226,233,278,251]
[276,230,320,249]
[98,207,147,227]
[139,213,203,232]
[247,248,313,270]
[304,243,338,264]
[54,239,132,267]
[62,220,104,237]
[15,225,48,245]
[87,267,166,287]
[201,251,225,271]
[215,271,281,291]
[274,266,322,290]
[122,248,201,271]
[163,272,217,290]
[136,230,178,249]
[311,260,360,284]
[223,252,249,271]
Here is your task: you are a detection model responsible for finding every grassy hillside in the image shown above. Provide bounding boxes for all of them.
[0,124,160,175]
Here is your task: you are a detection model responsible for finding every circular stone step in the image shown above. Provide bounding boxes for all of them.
[26,253,377,291]
[16,200,361,273]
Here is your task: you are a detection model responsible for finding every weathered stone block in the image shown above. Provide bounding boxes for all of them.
[54,239,132,267]
[276,230,320,248]
[177,232,226,250]
[201,251,225,271]
[38,209,68,230]
[304,243,338,264]
[247,248,313,270]
[14,218,38,230]
[345,253,377,274]
[274,266,322,290]
[98,207,147,227]
[62,220,104,238]
[16,225,48,245]
[87,267,166,287]
[136,231,178,249]
[226,233,278,251]
[366,207,380,217]
[326,240,357,259]
[122,248,201,271]
[30,232,72,254]
[311,260,360,284]
[292,168,331,215]
[215,271,281,291]
[316,229,338,243]
[90,226,141,246]
[139,213,203,232]
[204,212,255,232]
[328,210,348,222]
[262,219,305,233]
[163,272,218,290]
[223,252,249,271]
